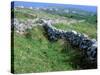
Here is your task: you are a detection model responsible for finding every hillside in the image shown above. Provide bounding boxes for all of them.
[11,7,97,73]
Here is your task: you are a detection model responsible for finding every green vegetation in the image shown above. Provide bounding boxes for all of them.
[12,7,97,73]
[13,26,82,73]
[43,7,97,24]
[14,11,37,19]
[59,13,97,24]
[54,22,97,39]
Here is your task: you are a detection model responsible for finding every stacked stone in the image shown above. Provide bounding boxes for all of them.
[42,20,97,64]
[11,18,43,34]
[11,18,97,64]
[12,18,31,33]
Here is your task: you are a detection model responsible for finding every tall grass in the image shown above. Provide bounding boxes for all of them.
[12,8,97,73]
[13,26,84,73]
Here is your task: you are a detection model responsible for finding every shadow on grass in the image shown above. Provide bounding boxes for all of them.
[22,26,97,71]
[61,40,97,69]
[42,28,97,69]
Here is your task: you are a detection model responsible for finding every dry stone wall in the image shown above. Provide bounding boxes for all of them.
[12,18,97,64]
[11,18,43,34]
[42,20,97,64]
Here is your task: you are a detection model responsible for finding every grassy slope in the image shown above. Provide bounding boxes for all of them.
[54,22,97,39]
[12,8,97,73]
[14,26,81,73]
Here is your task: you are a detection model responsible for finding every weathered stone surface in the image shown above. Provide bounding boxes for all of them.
[11,18,46,33]
[42,20,97,64]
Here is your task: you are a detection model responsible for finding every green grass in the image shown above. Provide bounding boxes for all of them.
[54,22,97,39]
[12,7,97,73]
[13,26,82,73]
[14,11,37,19]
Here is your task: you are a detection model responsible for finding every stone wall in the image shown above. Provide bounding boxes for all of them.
[42,20,97,64]
[11,18,43,34]
[12,18,97,65]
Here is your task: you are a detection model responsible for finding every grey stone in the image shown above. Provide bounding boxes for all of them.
[43,20,97,63]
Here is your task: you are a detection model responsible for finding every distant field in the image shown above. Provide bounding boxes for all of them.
[12,7,97,73]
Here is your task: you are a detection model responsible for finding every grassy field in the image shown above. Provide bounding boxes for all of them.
[11,7,97,73]
[54,22,97,39]
[13,26,83,73]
